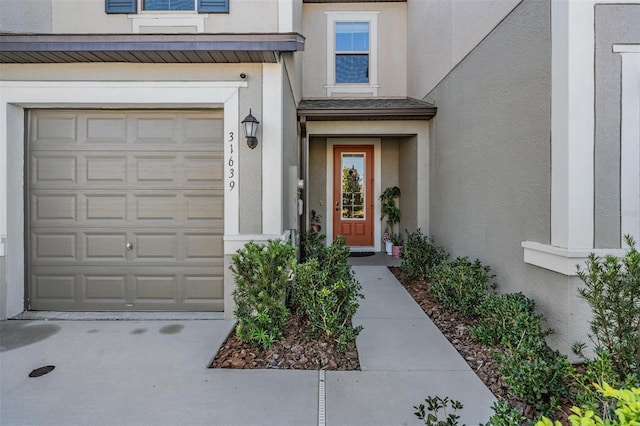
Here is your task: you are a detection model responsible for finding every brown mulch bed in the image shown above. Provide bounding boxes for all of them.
[210,265,574,421]
[210,313,360,370]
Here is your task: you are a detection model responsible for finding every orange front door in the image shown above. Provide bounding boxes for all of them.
[333,145,374,247]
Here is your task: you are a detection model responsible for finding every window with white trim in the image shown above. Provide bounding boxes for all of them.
[143,0,195,11]
[105,0,228,14]
[326,11,378,96]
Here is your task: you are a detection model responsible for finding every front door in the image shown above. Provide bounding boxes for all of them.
[333,145,374,247]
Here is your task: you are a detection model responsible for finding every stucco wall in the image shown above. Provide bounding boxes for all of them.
[301,2,407,98]
[0,0,52,33]
[594,4,640,248]
[308,137,328,233]
[407,0,520,99]
[0,0,280,34]
[425,0,587,355]
[399,136,418,233]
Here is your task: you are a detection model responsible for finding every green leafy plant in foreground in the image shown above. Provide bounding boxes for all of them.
[480,401,526,426]
[537,383,640,426]
[231,240,296,349]
[576,236,640,379]
[414,395,465,426]
[292,236,363,350]
[430,257,495,317]
[401,229,449,281]
[469,292,551,349]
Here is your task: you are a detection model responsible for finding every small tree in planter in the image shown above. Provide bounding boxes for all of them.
[380,186,401,255]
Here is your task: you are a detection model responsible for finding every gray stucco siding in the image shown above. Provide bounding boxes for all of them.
[594,4,640,248]
[424,0,551,297]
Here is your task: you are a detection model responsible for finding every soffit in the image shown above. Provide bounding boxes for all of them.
[0,33,305,64]
[298,98,437,121]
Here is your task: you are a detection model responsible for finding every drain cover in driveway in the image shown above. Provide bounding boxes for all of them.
[29,365,55,378]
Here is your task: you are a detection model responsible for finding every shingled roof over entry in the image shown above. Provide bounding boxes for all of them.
[297,98,437,121]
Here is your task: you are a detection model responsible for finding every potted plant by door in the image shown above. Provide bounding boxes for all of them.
[391,232,404,258]
[310,209,322,233]
[379,186,401,256]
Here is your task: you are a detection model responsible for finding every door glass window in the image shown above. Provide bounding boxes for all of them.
[341,153,365,219]
[143,0,195,11]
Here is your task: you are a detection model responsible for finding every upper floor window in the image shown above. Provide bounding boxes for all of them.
[143,0,195,11]
[335,22,369,84]
[105,0,228,14]
[325,11,379,96]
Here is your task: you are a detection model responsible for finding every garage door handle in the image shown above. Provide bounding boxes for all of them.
[126,242,134,251]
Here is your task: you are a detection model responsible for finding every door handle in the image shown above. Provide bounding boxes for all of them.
[126,242,134,251]
[335,201,339,211]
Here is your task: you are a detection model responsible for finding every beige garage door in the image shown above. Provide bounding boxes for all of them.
[28,110,224,311]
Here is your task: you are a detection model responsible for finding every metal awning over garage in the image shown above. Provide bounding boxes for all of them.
[0,32,305,63]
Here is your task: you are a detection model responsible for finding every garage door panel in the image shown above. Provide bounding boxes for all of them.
[184,117,225,145]
[134,234,177,260]
[183,276,224,301]
[28,110,224,312]
[84,275,127,300]
[134,117,178,143]
[84,233,128,260]
[86,194,128,221]
[135,156,177,183]
[33,273,77,300]
[185,156,224,183]
[32,114,78,145]
[32,193,78,221]
[32,233,77,261]
[86,156,127,182]
[85,115,127,143]
[32,155,78,184]
[185,234,223,259]
[134,276,177,300]
[135,195,177,220]
[185,195,223,220]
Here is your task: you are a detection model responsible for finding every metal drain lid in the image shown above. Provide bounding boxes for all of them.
[29,365,55,378]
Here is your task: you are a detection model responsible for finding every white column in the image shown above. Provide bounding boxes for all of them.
[615,45,640,246]
[262,63,284,235]
[550,0,595,249]
[223,89,240,237]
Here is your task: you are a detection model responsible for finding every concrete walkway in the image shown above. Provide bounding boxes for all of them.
[0,261,495,426]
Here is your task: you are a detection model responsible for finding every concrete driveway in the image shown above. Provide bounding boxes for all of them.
[1,265,496,426]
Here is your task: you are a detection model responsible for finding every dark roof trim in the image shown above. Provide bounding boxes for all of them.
[0,33,305,64]
[304,1,405,3]
[297,98,437,122]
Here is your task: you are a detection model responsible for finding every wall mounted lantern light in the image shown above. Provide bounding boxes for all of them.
[241,109,260,149]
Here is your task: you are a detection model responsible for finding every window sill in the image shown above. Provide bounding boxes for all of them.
[129,14,207,33]
[521,241,625,276]
[325,84,379,97]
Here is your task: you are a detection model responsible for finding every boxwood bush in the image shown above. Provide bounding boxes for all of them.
[401,229,449,281]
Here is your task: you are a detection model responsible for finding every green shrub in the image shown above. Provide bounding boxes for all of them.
[496,344,572,414]
[470,292,550,349]
[430,257,495,317]
[291,236,363,349]
[231,240,296,349]
[481,401,526,426]
[537,383,640,426]
[401,229,449,281]
[300,231,327,262]
[414,395,465,426]
[576,235,640,378]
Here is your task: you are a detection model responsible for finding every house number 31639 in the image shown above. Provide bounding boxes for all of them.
[228,131,236,191]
